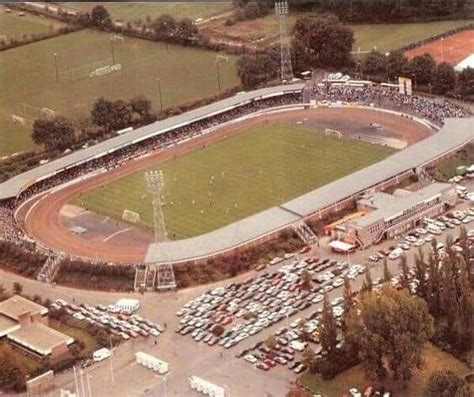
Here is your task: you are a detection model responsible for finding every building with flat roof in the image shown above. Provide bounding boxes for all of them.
[0,296,73,358]
[338,182,457,247]
[7,323,73,357]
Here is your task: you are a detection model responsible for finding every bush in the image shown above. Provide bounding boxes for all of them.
[0,241,46,277]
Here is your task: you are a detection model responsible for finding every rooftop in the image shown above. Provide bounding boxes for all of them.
[0,315,20,337]
[0,295,48,321]
[349,182,454,228]
[7,323,74,356]
[357,192,395,209]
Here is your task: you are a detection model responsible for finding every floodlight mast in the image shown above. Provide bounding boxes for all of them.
[275,0,293,83]
[144,170,167,243]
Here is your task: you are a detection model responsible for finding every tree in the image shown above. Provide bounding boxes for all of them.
[175,18,198,43]
[265,335,277,349]
[403,53,436,85]
[425,370,470,397]
[457,67,474,96]
[153,14,177,40]
[91,97,114,131]
[110,99,132,131]
[399,253,410,290]
[301,269,311,290]
[358,285,434,386]
[292,15,354,69]
[31,116,75,151]
[12,282,23,295]
[90,5,111,28]
[456,256,473,350]
[341,276,354,332]
[432,62,456,94]
[362,50,387,75]
[414,248,428,300]
[383,257,391,283]
[386,50,408,80]
[320,294,338,356]
[0,344,25,391]
[0,284,9,301]
[236,52,278,88]
[360,268,373,293]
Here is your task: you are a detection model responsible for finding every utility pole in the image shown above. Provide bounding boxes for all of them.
[53,53,59,83]
[73,366,81,397]
[109,336,116,387]
[215,55,228,92]
[440,37,444,63]
[156,78,163,113]
[110,37,116,64]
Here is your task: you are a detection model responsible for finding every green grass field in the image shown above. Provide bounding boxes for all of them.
[205,14,473,53]
[300,344,472,397]
[0,29,238,157]
[0,6,66,41]
[62,2,232,21]
[73,123,395,239]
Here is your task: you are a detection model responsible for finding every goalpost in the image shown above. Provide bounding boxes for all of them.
[325,128,342,139]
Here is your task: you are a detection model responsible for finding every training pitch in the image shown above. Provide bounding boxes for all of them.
[0,29,238,157]
[72,122,395,239]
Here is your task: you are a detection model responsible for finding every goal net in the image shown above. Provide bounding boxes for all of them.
[325,128,342,138]
[122,209,140,224]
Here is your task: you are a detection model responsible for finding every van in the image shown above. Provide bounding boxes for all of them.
[93,348,111,362]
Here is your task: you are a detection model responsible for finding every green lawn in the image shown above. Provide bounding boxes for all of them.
[300,344,471,397]
[63,2,232,21]
[49,319,97,358]
[73,123,395,239]
[0,6,66,41]
[205,13,473,52]
[0,29,238,157]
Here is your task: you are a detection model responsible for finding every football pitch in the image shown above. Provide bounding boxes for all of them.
[72,123,395,239]
[0,29,238,157]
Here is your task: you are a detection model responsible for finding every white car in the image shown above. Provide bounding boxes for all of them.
[312,294,324,304]
[414,239,425,247]
[244,354,257,364]
[416,228,428,235]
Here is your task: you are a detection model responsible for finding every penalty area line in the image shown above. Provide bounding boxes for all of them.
[102,227,131,242]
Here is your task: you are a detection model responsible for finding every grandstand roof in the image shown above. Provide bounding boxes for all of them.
[145,206,300,263]
[0,83,304,201]
[145,118,473,263]
[455,53,474,72]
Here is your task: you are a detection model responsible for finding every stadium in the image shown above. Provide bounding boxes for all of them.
[0,83,472,275]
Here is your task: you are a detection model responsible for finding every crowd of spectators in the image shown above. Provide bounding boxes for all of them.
[304,83,469,124]
[0,85,469,263]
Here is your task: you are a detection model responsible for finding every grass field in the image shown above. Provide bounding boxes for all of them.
[0,29,238,157]
[73,123,395,239]
[50,319,97,359]
[300,344,472,397]
[62,2,232,21]
[204,14,473,53]
[0,6,66,41]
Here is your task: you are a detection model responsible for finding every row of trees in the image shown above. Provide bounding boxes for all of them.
[283,0,469,23]
[31,95,156,152]
[362,50,474,95]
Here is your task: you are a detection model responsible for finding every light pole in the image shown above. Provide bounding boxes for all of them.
[53,53,59,83]
[156,78,163,113]
[215,55,229,92]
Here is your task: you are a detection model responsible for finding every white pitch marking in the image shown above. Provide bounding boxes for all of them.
[103,227,130,242]
[101,216,110,224]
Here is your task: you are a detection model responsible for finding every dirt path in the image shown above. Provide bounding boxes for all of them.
[20,107,431,264]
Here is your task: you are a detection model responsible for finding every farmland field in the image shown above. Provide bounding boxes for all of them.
[203,14,473,52]
[62,2,232,21]
[0,29,238,157]
[72,122,395,239]
[0,6,66,41]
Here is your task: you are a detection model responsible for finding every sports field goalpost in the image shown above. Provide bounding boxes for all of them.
[325,128,342,139]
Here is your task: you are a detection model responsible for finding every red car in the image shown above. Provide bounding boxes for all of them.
[299,246,311,254]
[306,256,319,264]
[256,362,270,371]
[264,359,276,368]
